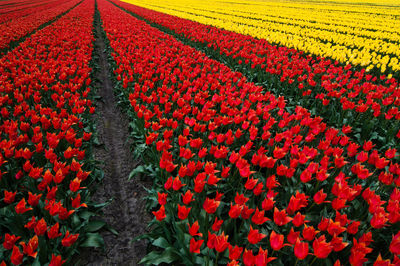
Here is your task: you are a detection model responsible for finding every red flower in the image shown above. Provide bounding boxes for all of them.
[172,176,185,190]
[255,246,276,265]
[251,208,270,225]
[189,238,203,253]
[61,231,79,247]
[34,218,47,236]
[294,239,309,260]
[273,207,292,226]
[188,221,202,237]
[194,173,206,193]
[331,235,348,252]
[347,221,360,235]
[270,230,284,251]
[71,193,87,209]
[313,189,328,204]
[49,254,66,266]
[302,225,319,241]
[164,176,173,190]
[27,192,42,206]
[262,194,275,211]
[214,232,229,253]
[69,177,85,192]
[177,204,191,220]
[203,197,220,214]
[287,227,301,245]
[292,212,308,227]
[207,231,216,249]
[182,190,194,204]
[10,246,23,265]
[229,203,243,219]
[390,231,400,255]
[4,190,16,204]
[241,205,254,220]
[370,210,388,229]
[211,217,223,232]
[48,223,62,239]
[313,235,333,259]
[235,193,249,205]
[373,253,392,266]
[229,245,243,260]
[152,205,166,221]
[15,198,32,214]
[327,220,346,236]
[247,226,266,244]
[25,216,37,230]
[3,234,21,250]
[157,192,167,205]
[243,248,255,266]
[20,235,38,258]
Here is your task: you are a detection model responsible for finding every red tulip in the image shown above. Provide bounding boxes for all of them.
[203,197,220,214]
[49,254,66,266]
[294,239,309,260]
[4,190,16,204]
[270,230,284,251]
[313,235,333,259]
[273,207,292,226]
[20,235,38,258]
[152,205,166,221]
[15,198,32,214]
[61,231,79,247]
[390,231,400,255]
[251,208,270,225]
[177,204,191,220]
[248,226,266,245]
[229,245,243,260]
[10,246,23,265]
[189,238,203,254]
[3,234,21,250]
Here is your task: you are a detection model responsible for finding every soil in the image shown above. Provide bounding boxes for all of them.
[79,9,151,265]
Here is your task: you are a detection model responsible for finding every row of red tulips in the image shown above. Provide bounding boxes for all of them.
[0,0,99,265]
[0,0,79,52]
[99,0,400,265]
[0,0,60,24]
[111,0,400,151]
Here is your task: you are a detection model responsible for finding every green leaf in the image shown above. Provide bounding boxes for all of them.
[80,233,104,248]
[92,198,112,209]
[79,210,96,220]
[32,257,41,266]
[131,233,150,243]
[105,224,118,236]
[129,165,146,180]
[85,220,106,232]
[139,247,179,265]
[152,237,170,249]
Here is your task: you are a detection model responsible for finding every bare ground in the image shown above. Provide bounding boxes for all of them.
[80,8,151,265]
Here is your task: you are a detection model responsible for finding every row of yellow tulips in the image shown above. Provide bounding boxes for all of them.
[123,0,400,75]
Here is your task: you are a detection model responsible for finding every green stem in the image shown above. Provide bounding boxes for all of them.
[310,256,318,266]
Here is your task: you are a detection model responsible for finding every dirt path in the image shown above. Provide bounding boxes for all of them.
[81,5,151,265]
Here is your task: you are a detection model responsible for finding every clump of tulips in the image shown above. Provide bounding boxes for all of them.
[100,0,400,265]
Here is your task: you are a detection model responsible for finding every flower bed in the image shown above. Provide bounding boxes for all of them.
[0,0,103,264]
[0,0,80,52]
[98,0,400,264]
[112,0,400,150]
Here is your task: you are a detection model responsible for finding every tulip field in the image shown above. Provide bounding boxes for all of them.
[1,0,400,265]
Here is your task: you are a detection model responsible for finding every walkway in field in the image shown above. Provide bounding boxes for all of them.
[81,4,150,265]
